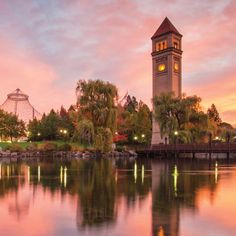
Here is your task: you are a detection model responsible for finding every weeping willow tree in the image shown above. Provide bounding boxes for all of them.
[153,92,209,143]
[72,119,94,147]
[76,80,118,151]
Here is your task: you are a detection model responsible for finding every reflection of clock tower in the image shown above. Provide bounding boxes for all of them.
[151,17,183,145]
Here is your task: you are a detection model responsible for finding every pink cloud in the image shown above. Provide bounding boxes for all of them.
[0,0,236,125]
[0,35,75,114]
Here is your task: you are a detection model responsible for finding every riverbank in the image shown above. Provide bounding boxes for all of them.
[0,149,138,160]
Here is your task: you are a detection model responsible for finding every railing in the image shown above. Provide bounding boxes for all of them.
[148,143,236,153]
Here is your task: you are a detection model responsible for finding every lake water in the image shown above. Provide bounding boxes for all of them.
[0,157,236,236]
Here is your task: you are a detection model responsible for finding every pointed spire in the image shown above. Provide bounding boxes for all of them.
[151,17,182,39]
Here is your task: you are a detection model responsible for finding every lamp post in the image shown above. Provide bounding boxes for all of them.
[59,129,68,141]
[174,131,178,144]
[174,131,178,157]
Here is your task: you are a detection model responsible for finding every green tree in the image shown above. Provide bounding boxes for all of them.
[40,110,61,140]
[76,80,118,152]
[28,118,42,141]
[207,104,222,124]
[0,111,25,142]
[153,93,209,143]
[73,119,94,147]
[76,80,118,133]
[117,96,152,145]
[153,92,178,138]
[124,95,138,113]
[58,106,74,140]
[95,127,113,152]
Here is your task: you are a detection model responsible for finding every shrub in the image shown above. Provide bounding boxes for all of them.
[41,142,58,151]
[57,143,72,151]
[26,143,38,151]
[115,146,125,152]
[4,144,23,152]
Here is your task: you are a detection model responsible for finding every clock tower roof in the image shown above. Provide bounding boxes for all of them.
[151,17,182,39]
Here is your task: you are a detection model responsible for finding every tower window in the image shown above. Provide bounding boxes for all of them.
[156,40,167,51]
[158,64,166,72]
[174,62,179,71]
[173,41,179,49]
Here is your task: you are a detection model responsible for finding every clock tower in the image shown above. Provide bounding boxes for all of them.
[151,17,183,145]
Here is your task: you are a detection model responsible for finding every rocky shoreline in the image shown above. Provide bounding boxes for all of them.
[0,150,138,160]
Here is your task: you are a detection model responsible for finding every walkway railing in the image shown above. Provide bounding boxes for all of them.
[137,143,236,156]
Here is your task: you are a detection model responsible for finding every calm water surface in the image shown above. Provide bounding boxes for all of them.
[0,157,236,236]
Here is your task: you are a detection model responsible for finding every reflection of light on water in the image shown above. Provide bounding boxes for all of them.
[134,162,137,183]
[115,169,118,183]
[38,166,41,182]
[64,167,67,188]
[141,165,144,184]
[173,165,178,196]
[158,226,164,236]
[60,166,63,185]
[7,166,10,178]
[215,162,218,184]
[28,166,30,183]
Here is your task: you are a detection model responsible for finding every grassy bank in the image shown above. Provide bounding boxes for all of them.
[0,141,87,152]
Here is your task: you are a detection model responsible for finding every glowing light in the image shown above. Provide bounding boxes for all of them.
[64,167,67,188]
[37,132,41,136]
[215,162,218,184]
[141,165,144,184]
[134,136,138,141]
[174,62,179,71]
[174,131,178,136]
[158,64,166,72]
[158,226,164,236]
[60,166,63,184]
[28,166,30,182]
[115,169,118,182]
[141,134,145,138]
[215,136,219,140]
[38,165,41,182]
[172,165,179,196]
[63,130,68,134]
[7,166,10,178]
[134,162,137,183]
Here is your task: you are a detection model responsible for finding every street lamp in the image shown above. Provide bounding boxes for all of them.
[174,131,178,145]
[63,130,68,134]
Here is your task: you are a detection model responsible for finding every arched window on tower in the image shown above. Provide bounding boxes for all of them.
[173,41,179,49]
[156,40,167,51]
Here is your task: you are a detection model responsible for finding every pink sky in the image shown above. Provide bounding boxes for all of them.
[0,0,236,124]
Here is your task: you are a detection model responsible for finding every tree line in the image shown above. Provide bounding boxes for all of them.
[153,92,235,143]
[0,79,235,150]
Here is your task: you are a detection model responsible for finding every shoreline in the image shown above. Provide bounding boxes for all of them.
[0,149,138,160]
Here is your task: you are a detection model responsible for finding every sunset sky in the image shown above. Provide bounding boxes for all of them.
[0,0,236,124]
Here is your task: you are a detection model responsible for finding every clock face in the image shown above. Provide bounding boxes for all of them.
[174,62,179,71]
[158,64,166,72]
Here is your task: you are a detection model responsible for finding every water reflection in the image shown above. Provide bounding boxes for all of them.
[0,158,235,235]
